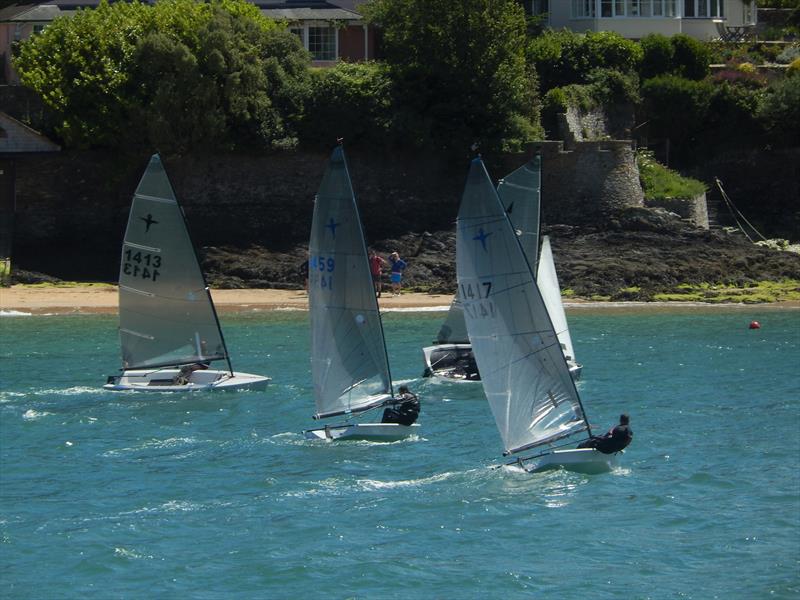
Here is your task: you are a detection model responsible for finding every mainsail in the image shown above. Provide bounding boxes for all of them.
[117,154,229,371]
[537,236,577,364]
[496,154,542,268]
[433,156,541,347]
[434,297,469,344]
[309,147,393,419]
[456,158,589,455]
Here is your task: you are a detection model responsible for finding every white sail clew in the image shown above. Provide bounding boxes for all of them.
[537,236,576,365]
[456,158,589,455]
[309,147,394,419]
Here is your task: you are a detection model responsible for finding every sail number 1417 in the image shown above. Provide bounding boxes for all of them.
[460,281,495,319]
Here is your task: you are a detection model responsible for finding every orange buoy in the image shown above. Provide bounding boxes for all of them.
[749,321,761,329]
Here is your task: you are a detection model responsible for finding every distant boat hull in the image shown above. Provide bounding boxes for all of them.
[421,344,480,382]
[304,423,420,441]
[423,343,581,382]
[509,448,618,475]
[104,368,270,392]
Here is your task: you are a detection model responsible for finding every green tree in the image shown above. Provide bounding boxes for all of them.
[640,75,714,148]
[756,74,800,145]
[13,0,309,152]
[529,29,641,91]
[298,62,393,148]
[12,1,149,147]
[364,0,541,154]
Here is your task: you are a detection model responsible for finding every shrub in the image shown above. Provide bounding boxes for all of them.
[640,75,714,145]
[583,30,643,73]
[637,150,707,200]
[757,74,800,144]
[528,29,641,91]
[777,44,800,64]
[587,68,640,105]
[789,57,800,75]
[639,34,674,79]
[670,34,711,80]
[298,62,393,148]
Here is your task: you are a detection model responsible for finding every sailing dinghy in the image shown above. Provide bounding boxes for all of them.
[456,158,616,474]
[303,146,420,441]
[423,155,582,382]
[104,154,270,392]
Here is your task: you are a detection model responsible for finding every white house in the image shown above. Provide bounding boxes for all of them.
[532,0,757,40]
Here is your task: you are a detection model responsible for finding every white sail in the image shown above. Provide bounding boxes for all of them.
[118,155,228,371]
[434,297,469,344]
[432,157,541,347]
[497,154,541,268]
[537,236,577,364]
[309,147,393,419]
[456,158,588,455]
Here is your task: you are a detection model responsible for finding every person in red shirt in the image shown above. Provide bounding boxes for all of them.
[369,250,388,297]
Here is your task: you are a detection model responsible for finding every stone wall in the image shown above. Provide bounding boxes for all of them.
[645,193,709,229]
[9,144,649,279]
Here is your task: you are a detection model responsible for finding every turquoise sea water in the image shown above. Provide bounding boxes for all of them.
[1,306,798,599]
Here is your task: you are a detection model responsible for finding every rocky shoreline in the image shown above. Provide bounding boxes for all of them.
[9,207,800,302]
[197,208,800,302]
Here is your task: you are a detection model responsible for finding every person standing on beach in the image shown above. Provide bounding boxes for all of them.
[388,251,407,296]
[369,250,388,297]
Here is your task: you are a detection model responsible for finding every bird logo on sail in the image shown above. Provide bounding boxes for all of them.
[325,217,340,238]
[472,227,492,252]
[140,213,158,232]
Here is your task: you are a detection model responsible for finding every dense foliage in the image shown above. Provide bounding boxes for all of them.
[364,0,542,154]
[297,62,393,148]
[13,0,309,152]
[637,150,707,200]
[528,29,642,91]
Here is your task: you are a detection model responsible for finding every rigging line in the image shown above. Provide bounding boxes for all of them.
[715,177,768,242]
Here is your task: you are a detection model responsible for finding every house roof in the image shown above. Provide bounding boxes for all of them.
[0,0,368,17]
[0,3,60,22]
[0,112,60,154]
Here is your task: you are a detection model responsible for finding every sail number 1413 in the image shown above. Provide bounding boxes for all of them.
[123,249,161,281]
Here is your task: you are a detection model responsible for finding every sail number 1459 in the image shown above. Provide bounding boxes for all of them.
[309,254,336,290]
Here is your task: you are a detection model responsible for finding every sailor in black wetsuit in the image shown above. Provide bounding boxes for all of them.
[578,413,633,454]
[381,385,420,426]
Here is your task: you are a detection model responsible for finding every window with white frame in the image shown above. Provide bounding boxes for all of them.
[572,0,596,18]
[684,0,724,17]
[598,0,679,17]
[308,26,336,61]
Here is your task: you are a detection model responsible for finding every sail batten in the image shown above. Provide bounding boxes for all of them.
[135,193,177,204]
[309,147,393,419]
[456,158,588,455]
[117,154,229,371]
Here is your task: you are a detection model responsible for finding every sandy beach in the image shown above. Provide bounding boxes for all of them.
[0,285,454,314]
[1,284,798,315]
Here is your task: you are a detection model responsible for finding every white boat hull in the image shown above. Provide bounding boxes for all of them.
[514,448,618,474]
[304,423,420,441]
[104,368,270,392]
[423,344,581,382]
[421,344,481,382]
